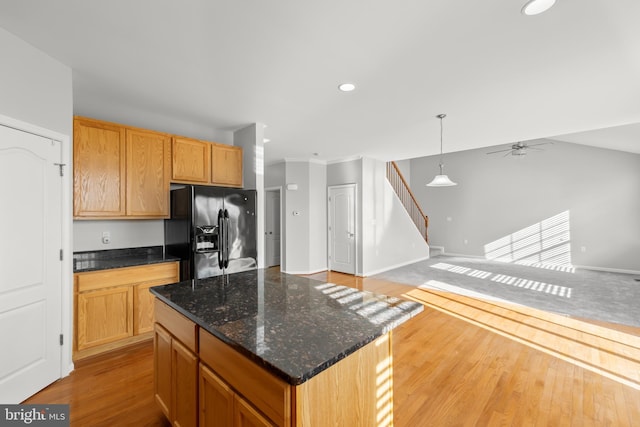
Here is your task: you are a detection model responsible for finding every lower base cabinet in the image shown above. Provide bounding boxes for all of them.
[154,299,394,427]
[74,262,179,360]
[154,305,198,427]
[200,364,273,427]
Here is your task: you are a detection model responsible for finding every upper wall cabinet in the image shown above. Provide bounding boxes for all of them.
[171,137,211,184]
[74,117,127,217]
[73,116,171,219]
[126,128,171,217]
[211,143,243,188]
[172,138,243,188]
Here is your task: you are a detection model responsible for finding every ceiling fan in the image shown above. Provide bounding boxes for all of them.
[486,141,552,157]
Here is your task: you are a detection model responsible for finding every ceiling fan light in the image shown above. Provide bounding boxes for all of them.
[427,174,457,187]
[521,0,556,16]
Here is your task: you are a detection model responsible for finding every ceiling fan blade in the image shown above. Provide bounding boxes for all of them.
[504,151,515,157]
[486,148,513,154]
[526,141,553,147]
[527,146,545,151]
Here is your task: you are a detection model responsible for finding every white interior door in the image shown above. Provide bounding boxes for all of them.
[328,185,356,274]
[265,189,281,267]
[0,125,62,403]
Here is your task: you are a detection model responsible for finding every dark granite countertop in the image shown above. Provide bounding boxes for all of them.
[73,246,180,273]
[150,269,423,386]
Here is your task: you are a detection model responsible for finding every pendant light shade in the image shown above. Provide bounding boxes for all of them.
[521,0,556,16]
[427,173,457,187]
[426,114,457,187]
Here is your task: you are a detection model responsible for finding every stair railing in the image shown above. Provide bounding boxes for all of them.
[386,161,429,242]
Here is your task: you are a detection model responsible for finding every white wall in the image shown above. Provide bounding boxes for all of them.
[234,124,265,268]
[308,162,327,273]
[411,140,640,272]
[0,27,72,136]
[0,27,74,375]
[74,220,164,252]
[361,158,429,276]
[283,161,311,273]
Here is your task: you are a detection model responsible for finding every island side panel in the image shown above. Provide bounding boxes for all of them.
[293,332,394,427]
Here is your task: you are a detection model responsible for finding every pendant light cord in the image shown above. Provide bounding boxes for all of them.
[437,114,446,174]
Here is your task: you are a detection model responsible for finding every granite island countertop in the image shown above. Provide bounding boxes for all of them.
[150,268,423,385]
[73,246,180,273]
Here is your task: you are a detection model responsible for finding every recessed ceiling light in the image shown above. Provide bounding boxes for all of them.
[338,83,356,92]
[263,138,270,143]
[521,0,556,15]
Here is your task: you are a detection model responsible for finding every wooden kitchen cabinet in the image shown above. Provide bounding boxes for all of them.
[235,394,274,427]
[76,285,133,351]
[73,117,127,217]
[172,138,243,188]
[154,324,173,419]
[73,116,171,219]
[126,128,171,217]
[200,364,272,427]
[154,300,199,427]
[211,143,243,187]
[172,136,211,184]
[199,328,289,426]
[74,262,179,360]
[200,363,234,426]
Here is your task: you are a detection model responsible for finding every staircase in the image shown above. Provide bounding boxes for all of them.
[386,161,429,242]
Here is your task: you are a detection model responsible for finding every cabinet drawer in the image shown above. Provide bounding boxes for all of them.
[199,329,290,426]
[155,300,198,353]
[76,262,179,292]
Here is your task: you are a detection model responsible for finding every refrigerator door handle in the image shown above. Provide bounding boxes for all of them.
[224,209,230,268]
[217,209,224,269]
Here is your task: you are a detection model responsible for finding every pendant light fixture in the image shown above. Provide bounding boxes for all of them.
[521,0,556,16]
[426,114,457,187]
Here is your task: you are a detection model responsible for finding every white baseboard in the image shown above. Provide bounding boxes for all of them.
[429,245,445,255]
[362,255,430,277]
[573,264,640,276]
[437,253,640,276]
[283,268,327,275]
[441,251,486,259]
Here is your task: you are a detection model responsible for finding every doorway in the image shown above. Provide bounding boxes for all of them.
[265,188,282,268]
[328,184,357,275]
[0,122,65,403]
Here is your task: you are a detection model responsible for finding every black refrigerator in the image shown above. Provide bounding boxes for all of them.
[164,185,257,280]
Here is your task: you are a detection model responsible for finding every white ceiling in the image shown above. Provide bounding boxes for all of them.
[1,0,639,164]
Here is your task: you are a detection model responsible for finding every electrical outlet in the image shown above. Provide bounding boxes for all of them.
[102,231,111,245]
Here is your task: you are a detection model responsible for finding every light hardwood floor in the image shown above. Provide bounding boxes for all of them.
[26,270,640,426]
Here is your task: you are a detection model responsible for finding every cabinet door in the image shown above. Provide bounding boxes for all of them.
[154,324,172,420]
[73,117,126,217]
[126,128,171,217]
[133,282,156,335]
[76,286,133,350]
[172,137,211,184]
[235,395,275,427]
[133,264,180,335]
[211,144,243,187]
[200,364,234,427]
[173,339,198,427]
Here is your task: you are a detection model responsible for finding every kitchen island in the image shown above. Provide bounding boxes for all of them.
[150,269,423,426]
